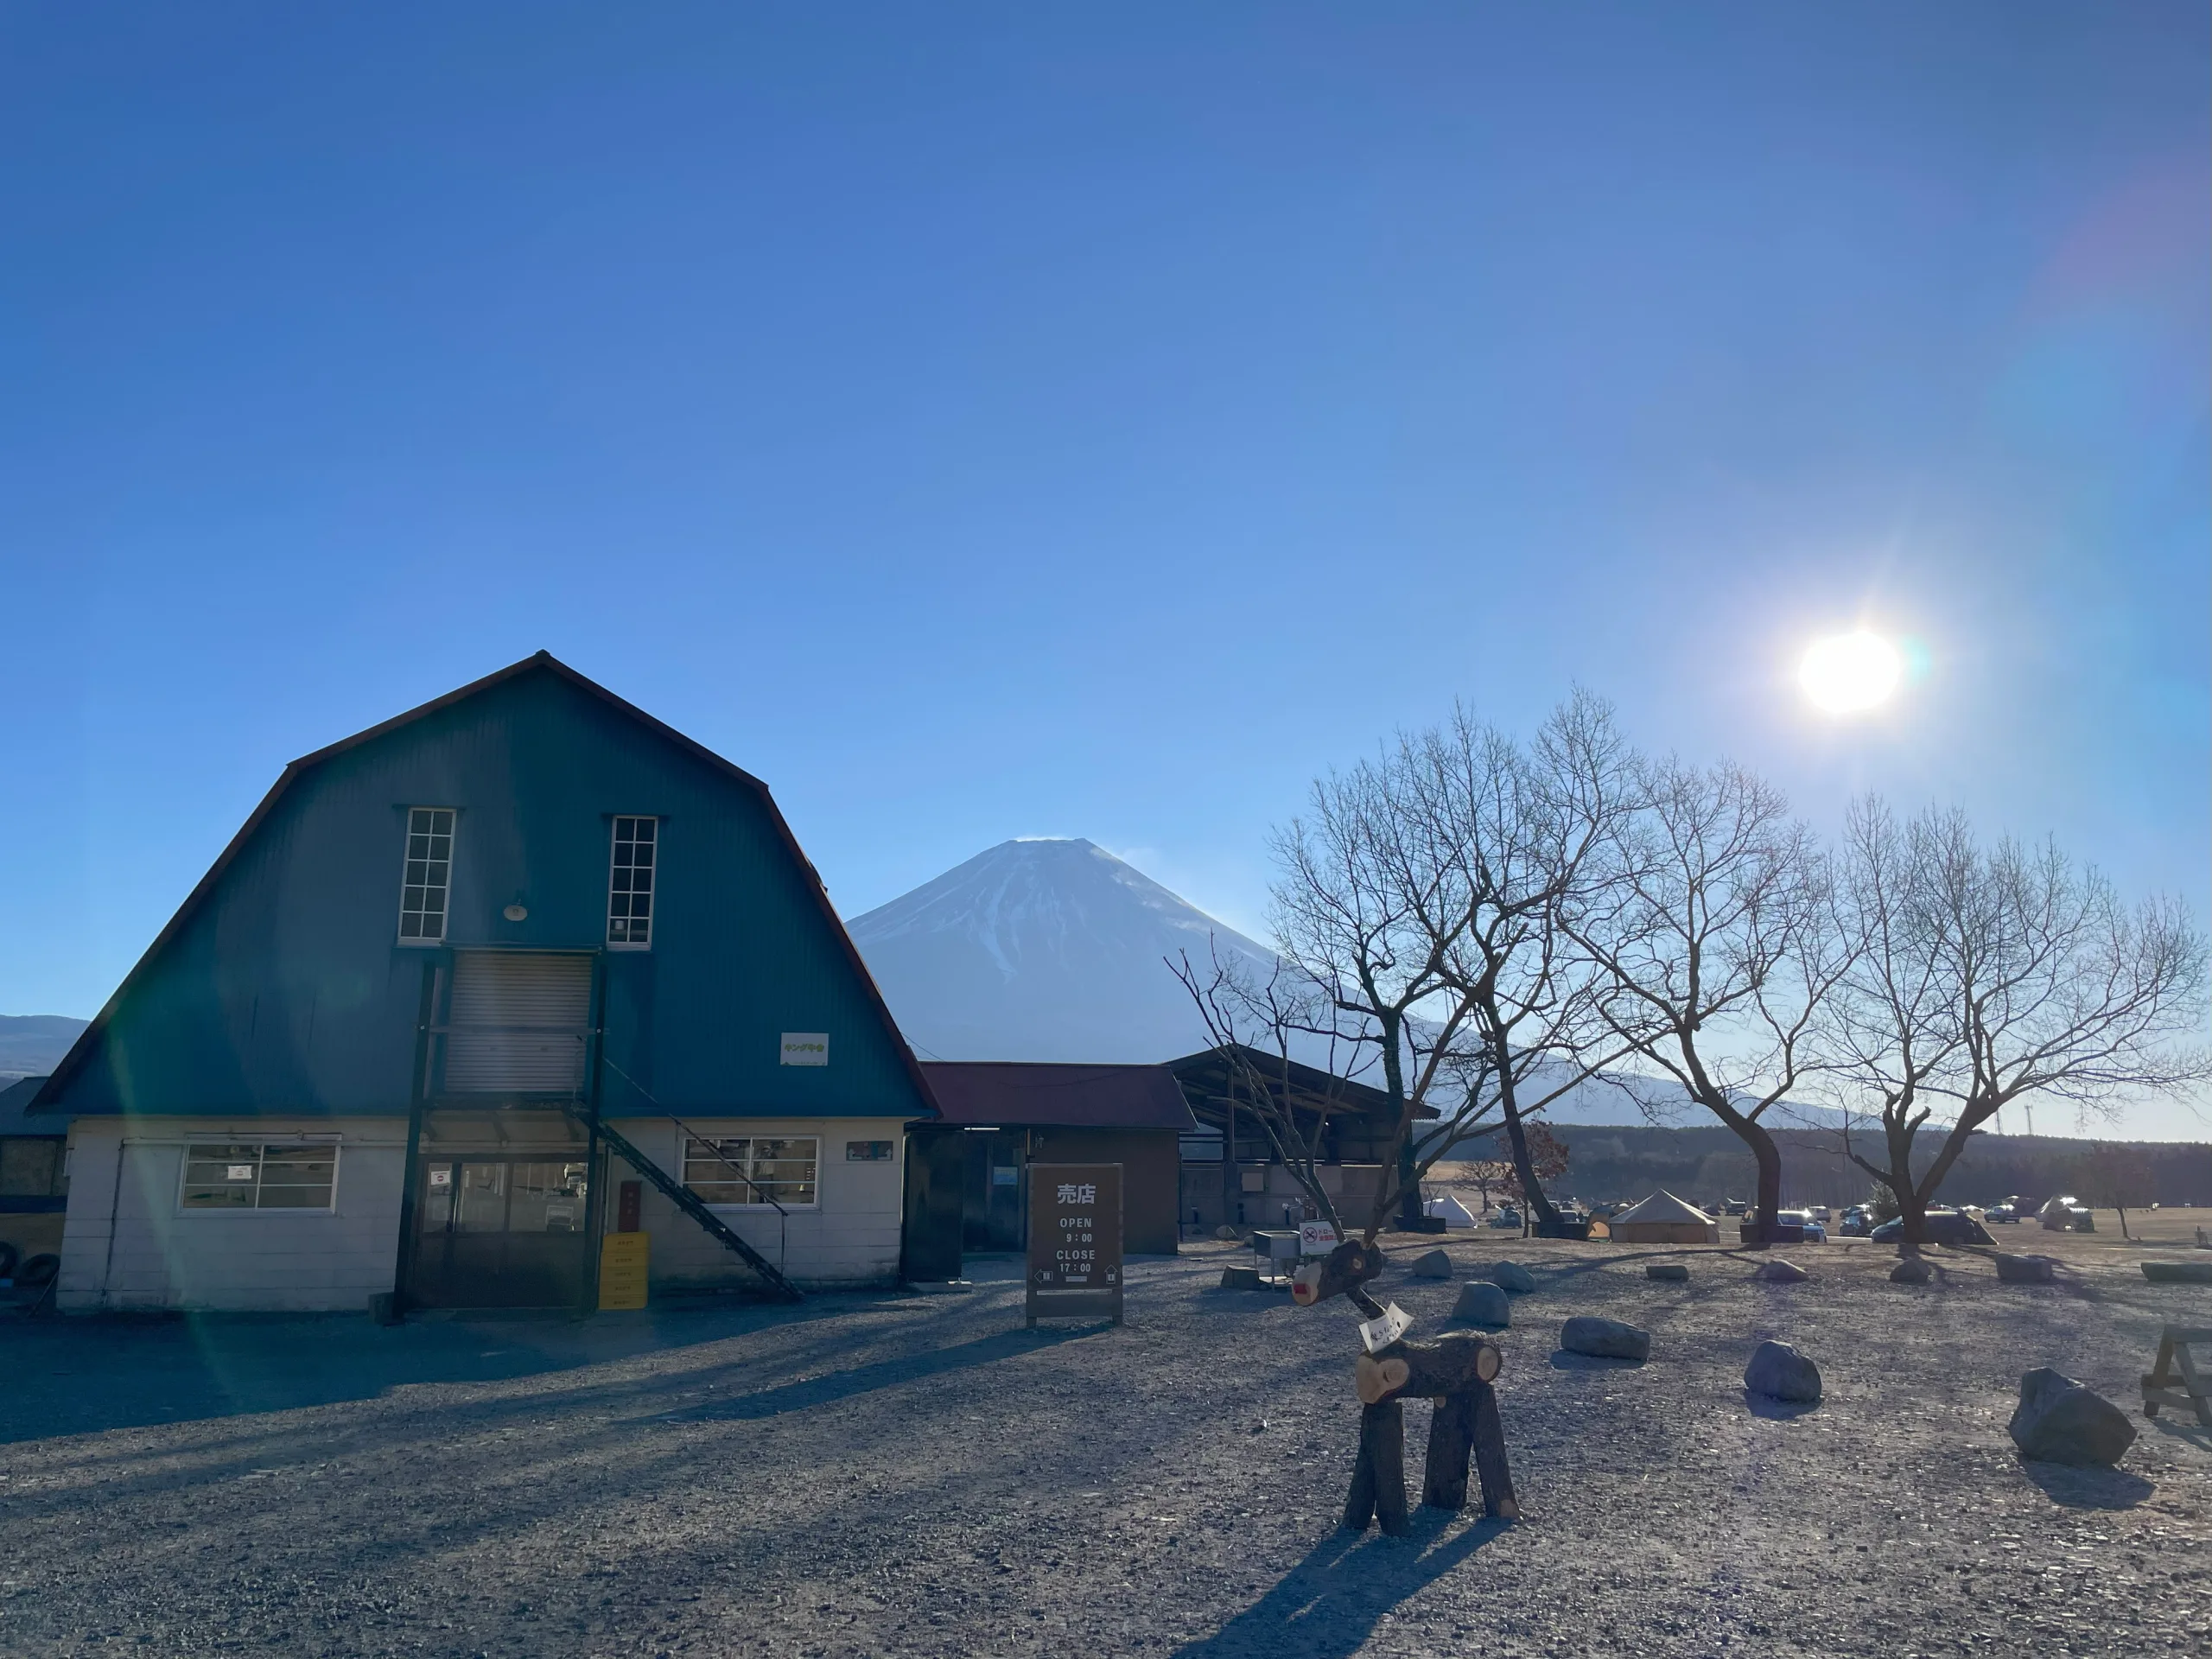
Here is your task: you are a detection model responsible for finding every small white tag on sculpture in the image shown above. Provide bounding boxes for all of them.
[1358,1301,1413,1353]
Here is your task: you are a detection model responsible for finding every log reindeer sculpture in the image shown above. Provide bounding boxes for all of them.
[1292,1239,1520,1534]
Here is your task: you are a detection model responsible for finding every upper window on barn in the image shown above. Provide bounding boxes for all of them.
[397,808,455,943]
[607,816,657,948]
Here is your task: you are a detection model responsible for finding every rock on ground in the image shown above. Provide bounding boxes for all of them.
[1451,1281,1511,1327]
[1409,1249,1453,1279]
[1996,1254,2056,1284]
[1645,1263,1689,1282]
[1486,1261,1537,1293]
[1755,1259,1809,1283]
[1890,1257,1935,1284]
[1560,1315,1650,1361]
[1218,1265,1264,1291]
[1745,1339,1822,1403]
[2008,1367,2138,1466]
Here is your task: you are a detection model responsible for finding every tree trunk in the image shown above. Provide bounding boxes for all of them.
[1486,1019,1561,1235]
[1883,1115,1931,1253]
[1497,1094,1560,1233]
[1731,1119,1783,1246]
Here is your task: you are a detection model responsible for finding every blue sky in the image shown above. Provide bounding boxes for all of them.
[3,6,2206,1126]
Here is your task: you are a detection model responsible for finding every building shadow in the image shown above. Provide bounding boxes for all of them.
[1173,1509,1509,1659]
[2018,1457,2155,1510]
[661,1324,1093,1422]
[0,1287,941,1446]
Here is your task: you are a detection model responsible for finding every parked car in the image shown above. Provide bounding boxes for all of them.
[1777,1209,1827,1242]
[1808,1205,1832,1222]
[1489,1205,1522,1230]
[1985,1204,2020,1224]
[1870,1208,1995,1247]
[1723,1198,1749,1217]
[1838,1205,1872,1237]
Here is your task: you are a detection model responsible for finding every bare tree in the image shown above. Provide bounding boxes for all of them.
[1567,758,1854,1244]
[1269,745,1492,1239]
[2076,1141,2158,1242]
[1414,693,1641,1233]
[1167,941,1368,1235]
[1827,800,2209,1249]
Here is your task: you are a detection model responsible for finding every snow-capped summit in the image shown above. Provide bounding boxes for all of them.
[845,838,1274,1063]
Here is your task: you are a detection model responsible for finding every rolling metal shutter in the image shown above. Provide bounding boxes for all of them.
[444,951,594,1095]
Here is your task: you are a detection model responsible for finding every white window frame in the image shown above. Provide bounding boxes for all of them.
[177,1141,342,1215]
[397,806,457,946]
[606,815,658,950]
[680,1134,821,1211]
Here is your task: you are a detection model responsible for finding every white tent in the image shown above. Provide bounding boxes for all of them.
[1609,1189,1720,1244]
[1424,1193,1478,1230]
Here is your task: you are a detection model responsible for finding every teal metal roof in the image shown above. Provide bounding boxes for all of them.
[34,654,938,1123]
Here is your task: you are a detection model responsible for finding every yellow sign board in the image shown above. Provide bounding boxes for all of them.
[599,1231,650,1311]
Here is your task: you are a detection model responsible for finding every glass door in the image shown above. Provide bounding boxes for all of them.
[410,1157,592,1307]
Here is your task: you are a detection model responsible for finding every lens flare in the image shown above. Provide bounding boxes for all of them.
[1799,632,1903,715]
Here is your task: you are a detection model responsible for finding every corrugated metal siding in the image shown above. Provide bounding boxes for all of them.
[46,665,931,1124]
[444,951,593,1094]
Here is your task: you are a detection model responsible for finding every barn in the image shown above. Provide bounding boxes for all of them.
[27,652,938,1313]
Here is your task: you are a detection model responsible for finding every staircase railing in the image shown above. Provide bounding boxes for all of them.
[558,1102,803,1304]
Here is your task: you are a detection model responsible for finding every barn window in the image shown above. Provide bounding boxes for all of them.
[181,1144,340,1211]
[682,1136,818,1207]
[607,816,657,947]
[397,807,455,943]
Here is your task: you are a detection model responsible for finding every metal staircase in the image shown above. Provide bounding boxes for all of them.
[563,1105,804,1304]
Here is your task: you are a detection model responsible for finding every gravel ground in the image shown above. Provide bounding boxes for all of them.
[2,1236,2208,1658]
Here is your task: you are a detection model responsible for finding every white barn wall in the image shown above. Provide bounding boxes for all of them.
[608,1116,906,1291]
[57,1119,408,1313]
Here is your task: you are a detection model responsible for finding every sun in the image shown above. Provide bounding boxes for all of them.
[1799,632,1903,715]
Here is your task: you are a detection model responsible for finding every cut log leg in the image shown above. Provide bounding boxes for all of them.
[1343,1401,1409,1535]
[1370,1400,1410,1535]
[1343,1419,1376,1530]
[1469,1380,1520,1521]
[1421,1390,1473,1510]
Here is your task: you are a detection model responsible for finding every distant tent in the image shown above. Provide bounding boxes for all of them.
[1424,1193,1477,1230]
[1608,1189,1720,1245]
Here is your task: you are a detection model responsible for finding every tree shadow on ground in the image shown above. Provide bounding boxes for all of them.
[1742,1389,1819,1421]
[2018,1458,2155,1510]
[1173,1509,1509,1659]
[658,1324,1096,1422]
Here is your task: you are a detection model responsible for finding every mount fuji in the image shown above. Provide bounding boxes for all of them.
[845,838,1274,1064]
